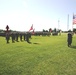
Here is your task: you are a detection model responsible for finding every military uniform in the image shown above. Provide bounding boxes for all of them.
[67,32,72,47]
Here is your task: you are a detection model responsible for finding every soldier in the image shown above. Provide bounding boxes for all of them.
[5,25,10,43]
[67,30,73,47]
[20,33,23,41]
[23,33,26,41]
[15,32,19,42]
[28,32,31,39]
[11,32,15,43]
[5,32,10,43]
[26,33,29,43]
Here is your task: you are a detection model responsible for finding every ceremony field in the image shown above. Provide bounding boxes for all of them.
[0,33,76,75]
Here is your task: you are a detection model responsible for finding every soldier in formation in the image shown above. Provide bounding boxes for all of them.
[5,32,10,43]
[5,32,31,44]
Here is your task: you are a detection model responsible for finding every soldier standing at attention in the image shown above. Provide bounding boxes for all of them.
[11,32,15,43]
[26,33,29,43]
[5,32,10,43]
[15,32,19,42]
[20,33,23,41]
[67,30,73,47]
[5,25,10,43]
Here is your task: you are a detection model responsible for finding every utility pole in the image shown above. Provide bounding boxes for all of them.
[58,20,60,30]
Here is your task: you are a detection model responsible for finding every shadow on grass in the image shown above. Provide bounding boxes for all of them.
[26,41,40,45]
[70,45,76,49]
[27,41,32,44]
[33,42,40,45]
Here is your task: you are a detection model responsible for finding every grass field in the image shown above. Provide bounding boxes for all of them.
[0,33,76,75]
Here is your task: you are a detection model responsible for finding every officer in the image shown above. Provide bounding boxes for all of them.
[67,30,72,47]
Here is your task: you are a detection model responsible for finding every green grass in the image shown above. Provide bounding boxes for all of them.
[0,33,76,75]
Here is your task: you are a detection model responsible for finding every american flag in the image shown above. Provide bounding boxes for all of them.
[73,14,76,25]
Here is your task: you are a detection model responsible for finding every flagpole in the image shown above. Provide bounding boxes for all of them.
[72,13,74,31]
[67,14,69,31]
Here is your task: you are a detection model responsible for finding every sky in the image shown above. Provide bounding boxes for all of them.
[0,0,76,31]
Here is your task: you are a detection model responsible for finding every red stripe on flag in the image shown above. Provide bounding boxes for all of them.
[73,14,76,25]
[29,24,33,31]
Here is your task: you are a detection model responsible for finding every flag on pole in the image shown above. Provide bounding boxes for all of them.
[32,28,35,34]
[29,24,33,31]
[6,25,9,32]
[73,14,76,25]
[6,25,9,30]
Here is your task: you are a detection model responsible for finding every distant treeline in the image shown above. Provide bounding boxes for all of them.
[0,33,5,36]
[0,31,51,37]
[0,28,76,37]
